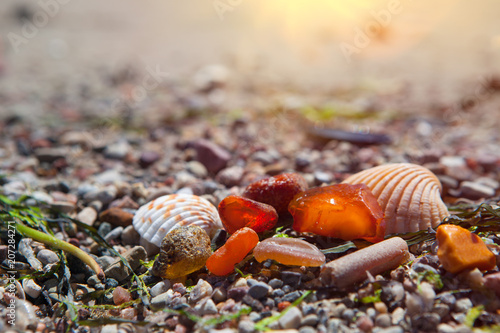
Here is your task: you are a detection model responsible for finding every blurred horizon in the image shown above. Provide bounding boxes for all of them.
[1,0,499,105]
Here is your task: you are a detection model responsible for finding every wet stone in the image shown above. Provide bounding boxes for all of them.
[248,282,270,299]
[268,278,283,289]
[282,271,302,286]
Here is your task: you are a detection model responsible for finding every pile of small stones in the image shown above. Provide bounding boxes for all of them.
[1,68,500,332]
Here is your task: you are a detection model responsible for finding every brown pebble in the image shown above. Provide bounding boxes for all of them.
[356,315,374,332]
[320,237,410,288]
[113,286,132,305]
[99,207,134,227]
[120,307,137,320]
[278,301,291,311]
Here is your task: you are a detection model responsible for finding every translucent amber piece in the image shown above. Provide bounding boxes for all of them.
[253,237,325,267]
[289,184,385,243]
[437,224,496,274]
[218,195,278,234]
[206,227,259,276]
[243,173,308,214]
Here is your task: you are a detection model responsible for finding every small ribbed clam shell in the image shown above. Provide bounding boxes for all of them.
[343,163,450,235]
[133,194,223,247]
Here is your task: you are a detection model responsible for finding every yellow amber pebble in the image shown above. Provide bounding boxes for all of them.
[288,184,385,243]
[253,237,325,267]
[436,224,496,274]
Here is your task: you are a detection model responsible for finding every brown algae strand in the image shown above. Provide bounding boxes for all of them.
[320,237,410,288]
[253,237,325,267]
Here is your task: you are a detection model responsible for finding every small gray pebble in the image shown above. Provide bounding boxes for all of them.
[23,279,42,299]
[454,298,473,313]
[375,313,392,328]
[272,289,285,298]
[37,249,59,265]
[341,308,355,322]
[238,319,256,333]
[299,326,317,333]
[279,306,302,329]
[248,282,270,299]
[121,225,140,246]
[104,226,123,242]
[95,256,116,271]
[249,311,261,322]
[189,279,213,303]
[211,286,227,303]
[150,280,172,298]
[301,314,319,327]
[281,271,302,286]
[282,290,302,303]
[268,278,283,289]
[282,285,294,293]
[97,222,112,238]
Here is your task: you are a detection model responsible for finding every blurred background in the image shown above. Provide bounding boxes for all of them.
[0,0,499,124]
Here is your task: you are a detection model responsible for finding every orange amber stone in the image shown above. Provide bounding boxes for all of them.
[253,237,325,267]
[242,173,308,214]
[437,224,496,274]
[206,227,259,276]
[288,184,385,243]
[218,195,278,234]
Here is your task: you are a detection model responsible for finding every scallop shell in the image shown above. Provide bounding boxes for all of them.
[133,194,223,247]
[343,163,450,235]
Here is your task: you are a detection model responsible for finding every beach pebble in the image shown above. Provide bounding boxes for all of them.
[22,279,42,299]
[150,280,172,298]
[279,306,302,329]
[216,166,244,187]
[99,207,134,227]
[189,279,213,303]
[247,282,270,299]
[139,151,160,168]
[121,225,140,246]
[113,286,132,305]
[104,246,146,282]
[37,249,59,265]
[77,207,98,226]
[192,139,231,174]
[459,181,495,199]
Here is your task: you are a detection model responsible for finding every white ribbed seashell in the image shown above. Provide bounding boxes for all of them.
[133,194,223,247]
[343,163,450,235]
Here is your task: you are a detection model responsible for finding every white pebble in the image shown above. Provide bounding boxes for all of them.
[22,279,42,299]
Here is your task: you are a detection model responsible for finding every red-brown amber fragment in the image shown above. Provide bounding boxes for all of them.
[242,173,308,214]
[437,224,496,274]
[218,195,278,234]
[289,184,386,243]
[253,237,325,267]
[206,227,259,276]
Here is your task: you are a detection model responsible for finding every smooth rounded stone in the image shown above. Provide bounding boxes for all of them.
[189,279,213,303]
[299,326,316,333]
[238,319,256,333]
[474,176,499,190]
[150,280,172,298]
[301,314,319,327]
[375,313,392,328]
[100,324,119,333]
[282,291,302,303]
[376,326,404,333]
[11,299,37,331]
[31,191,54,204]
[37,249,59,265]
[99,207,134,227]
[459,181,495,199]
[454,298,473,313]
[418,282,435,310]
[104,141,130,160]
[216,166,244,187]
[113,286,132,305]
[77,207,98,226]
[84,185,118,205]
[269,278,284,289]
[104,246,147,282]
[105,278,119,289]
[139,151,161,168]
[331,303,347,318]
[433,303,450,319]
[51,201,76,213]
[186,160,208,178]
[34,147,68,163]
[95,256,115,271]
[437,292,456,308]
[391,307,406,325]
[313,171,332,185]
[227,287,249,302]
[248,282,270,299]
[152,226,211,279]
[341,308,355,322]
[282,271,303,286]
[121,225,140,246]
[98,222,113,238]
[104,227,123,242]
[150,290,174,310]
[437,323,472,333]
[279,306,303,329]
[191,139,231,174]
[272,288,285,298]
[22,279,42,299]
[405,292,424,316]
